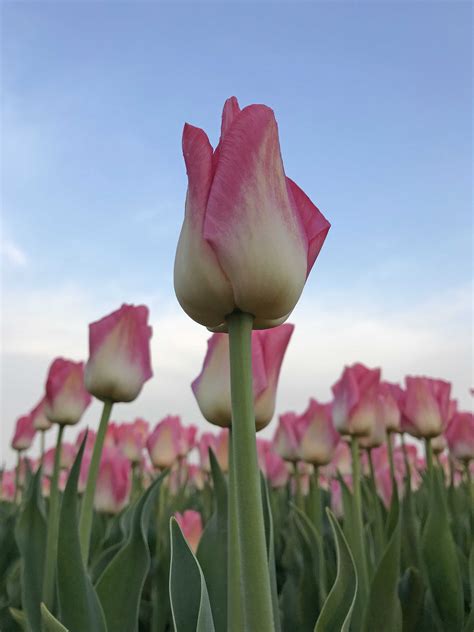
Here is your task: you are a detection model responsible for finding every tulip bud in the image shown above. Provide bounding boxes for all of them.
[174,97,330,330]
[273,412,306,462]
[30,398,52,431]
[94,447,131,514]
[175,510,203,553]
[192,324,293,429]
[114,418,149,463]
[146,416,194,469]
[0,471,15,502]
[42,443,77,478]
[445,412,474,463]
[403,376,451,438]
[331,363,381,436]
[299,399,340,466]
[45,358,92,425]
[257,440,289,488]
[11,414,36,451]
[85,304,153,403]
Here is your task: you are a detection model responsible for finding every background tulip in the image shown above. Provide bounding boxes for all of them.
[257,439,289,488]
[299,399,340,466]
[273,411,306,462]
[446,412,474,463]
[175,510,203,553]
[94,447,131,514]
[198,430,229,473]
[114,418,150,463]
[45,358,91,425]
[192,324,293,429]
[146,415,192,469]
[331,363,381,436]
[174,96,330,330]
[30,398,52,431]
[404,376,451,438]
[11,414,36,451]
[85,304,153,403]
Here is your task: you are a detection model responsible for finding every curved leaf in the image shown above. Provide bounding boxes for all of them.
[9,608,27,630]
[399,567,425,632]
[261,475,281,632]
[57,435,107,632]
[40,604,69,632]
[95,473,164,632]
[15,468,47,632]
[314,510,357,632]
[170,518,215,632]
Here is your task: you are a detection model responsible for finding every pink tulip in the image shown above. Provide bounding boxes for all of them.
[146,416,194,469]
[299,399,340,466]
[198,430,229,473]
[0,471,15,502]
[94,447,131,514]
[11,414,36,451]
[273,412,306,462]
[175,510,203,553]
[445,412,474,463]
[42,470,69,497]
[30,397,52,431]
[320,440,352,478]
[85,304,153,403]
[174,96,330,330]
[257,440,289,488]
[403,376,451,438]
[114,418,150,463]
[75,428,98,452]
[192,324,294,429]
[187,464,206,491]
[359,413,386,450]
[42,443,77,478]
[331,363,381,436]
[377,383,401,433]
[330,479,346,518]
[45,358,92,425]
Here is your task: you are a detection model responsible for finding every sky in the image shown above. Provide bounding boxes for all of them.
[1,1,472,466]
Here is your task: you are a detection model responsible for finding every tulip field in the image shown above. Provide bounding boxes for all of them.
[1,98,473,632]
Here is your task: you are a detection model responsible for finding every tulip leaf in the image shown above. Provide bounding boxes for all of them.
[56,436,107,632]
[40,604,69,632]
[14,468,47,632]
[398,567,425,632]
[314,510,357,632]
[421,469,464,630]
[9,608,27,631]
[362,489,402,632]
[261,475,282,632]
[463,545,474,632]
[170,518,215,632]
[95,473,164,632]
[196,449,227,632]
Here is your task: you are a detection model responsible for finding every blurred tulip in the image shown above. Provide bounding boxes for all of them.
[45,358,92,425]
[94,447,131,514]
[198,430,229,473]
[332,363,381,436]
[146,416,194,469]
[0,471,15,502]
[85,304,153,403]
[187,464,206,491]
[257,440,289,488]
[377,383,401,433]
[404,376,451,438]
[192,324,293,429]
[42,470,69,497]
[299,399,340,466]
[30,397,52,431]
[75,428,98,452]
[175,510,203,553]
[273,412,306,462]
[359,414,386,450]
[445,412,474,463]
[42,443,77,478]
[114,418,150,463]
[11,414,36,451]
[320,440,352,478]
[174,96,330,330]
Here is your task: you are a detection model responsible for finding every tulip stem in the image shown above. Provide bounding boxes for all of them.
[387,432,396,488]
[14,450,22,504]
[79,399,113,562]
[43,423,65,609]
[293,461,304,510]
[425,438,433,484]
[350,436,369,605]
[367,448,384,558]
[40,430,46,465]
[227,311,274,632]
[227,428,243,631]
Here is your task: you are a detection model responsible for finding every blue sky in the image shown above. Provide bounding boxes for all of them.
[1,2,472,464]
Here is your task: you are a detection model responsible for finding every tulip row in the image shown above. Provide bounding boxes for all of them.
[1,96,473,632]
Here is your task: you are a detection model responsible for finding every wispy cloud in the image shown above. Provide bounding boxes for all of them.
[1,237,28,267]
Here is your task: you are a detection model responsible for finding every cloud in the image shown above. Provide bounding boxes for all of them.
[1,237,28,267]
[1,282,472,467]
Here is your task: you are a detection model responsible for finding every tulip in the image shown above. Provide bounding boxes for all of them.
[11,414,36,452]
[114,418,150,463]
[299,399,340,466]
[1,470,16,502]
[187,464,206,491]
[42,443,77,478]
[331,363,381,437]
[359,414,386,450]
[330,479,345,518]
[174,96,330,331]
[198,430,229,473]
[257,440,289,488]
[403,376,451,439]
[31,397,52,431]
[94,447,131,514]
[445,412,474,463]
[320,440,352,478]
[192,324,294,429]
[273,412,306,462]
[85,304,153,403]
[75,428,98,452]
[45,358,91,425]
[146,416,193,469]
[175,510,203,553]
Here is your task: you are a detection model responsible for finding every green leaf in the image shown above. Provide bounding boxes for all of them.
[40,604,69,632]
[56,437,107,632]
[421,469,464,630]
[196,450,227,632]
[169,518,215,632]
[464,545,474,632]
[292,504,326,608]
[398,567,425,632]
[9,608,27,631]
[314,510,357,632]
[362,487,402,632]
[261,475,281,632]
[15,468,47,632]
[95,473,165,632]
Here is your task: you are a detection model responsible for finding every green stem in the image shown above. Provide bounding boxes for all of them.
[79,399,113,562]
[43,423,65,609]
[293,461,304,510]
[367,448,384,558]
[227,428,243,631]
[425,437,433,483]
[227,311,274,631]
[40,430,46,465]
[400,433,411,487]
[386,432,396,489]
[312,467,322,533]
[14,450,22,504]
[350,435,369,604]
